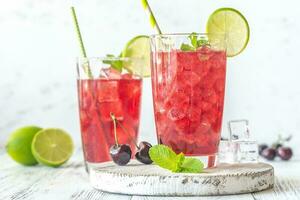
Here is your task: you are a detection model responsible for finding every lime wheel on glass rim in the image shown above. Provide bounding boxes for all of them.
[206,7,250,57]
[122,35,151,77]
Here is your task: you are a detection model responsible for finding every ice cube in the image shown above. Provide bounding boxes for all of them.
[173,117,190,133]
[200,101,213,112]
[195,121,211,134]
[177,51,196,71]
[219,119,259,164]
[202,89,218,104]
[167,108,186,121]
[97,80,120,102]
[197,46,214,61]
[198,75,217,89]
[189,104,202,122]
[236,140,258,163]
[217,140,238,164]
[228,119,250,141]
[164,85,190,111]
[214,78,225,93]
[100,68,121,79]
[99,101,124,122]
[176,71,201,87]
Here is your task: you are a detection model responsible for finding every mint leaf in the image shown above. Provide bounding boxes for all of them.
[102,54,123,72]
[181,33,210,51]
[180,158,204,173]
[149,145,204,173]
[174,153,185,172]
[188,32,198,48]
[149,145,181,172]
[180,43,195,51]
[197,36,209,47]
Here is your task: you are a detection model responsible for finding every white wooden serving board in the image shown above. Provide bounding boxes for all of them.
[89,160,274,196]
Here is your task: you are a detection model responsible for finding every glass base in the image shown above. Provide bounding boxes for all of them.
[187,154,217,168]
[86,161,113,173]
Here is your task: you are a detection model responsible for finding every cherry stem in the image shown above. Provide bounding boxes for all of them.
[110,112,119,146]
[109,112,139,149]
[116,121,139,149]
[275,134,293,145]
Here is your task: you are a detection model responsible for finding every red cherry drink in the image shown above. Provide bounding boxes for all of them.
[78,71,142,163]
[151,47,226,165]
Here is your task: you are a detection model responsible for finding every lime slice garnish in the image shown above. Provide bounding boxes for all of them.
[6,126,42,166]
[121,35,151,77]
[31,128,74,167]
[206,8,250,57]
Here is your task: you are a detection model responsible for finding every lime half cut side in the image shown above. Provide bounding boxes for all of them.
[206,8,250,57]
[122,35,151,77]
[31,128,74,167]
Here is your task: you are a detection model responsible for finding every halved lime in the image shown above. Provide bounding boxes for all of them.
[206,8,250,57]
[31,128,74,167]
[121,35,151,77]
[6,126,42,166]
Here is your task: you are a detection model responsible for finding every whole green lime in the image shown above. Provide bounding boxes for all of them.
[6,126,42,166]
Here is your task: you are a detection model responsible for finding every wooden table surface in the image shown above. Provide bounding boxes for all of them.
[1,149,300,200]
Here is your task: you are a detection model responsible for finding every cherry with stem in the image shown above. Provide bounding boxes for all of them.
[109,112,131,166]
[110,112,153,164]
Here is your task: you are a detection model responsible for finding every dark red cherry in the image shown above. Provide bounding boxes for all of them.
[110,144,132,166]
[277,147,293,161]
[259,144,268,155]
[261,148,276,161]
[135,141,153,164]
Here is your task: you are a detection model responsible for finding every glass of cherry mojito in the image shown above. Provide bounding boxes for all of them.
[77,57,143,168]
[150,33,226,168]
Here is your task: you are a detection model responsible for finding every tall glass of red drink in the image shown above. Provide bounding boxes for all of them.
[150,33,226,168]
[77,57,143,170]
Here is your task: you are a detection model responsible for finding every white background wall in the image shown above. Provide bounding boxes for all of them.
[1,0,300,155]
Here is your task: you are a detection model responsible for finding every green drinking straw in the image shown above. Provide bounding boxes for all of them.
[140,0,162,34]
[70,6,93,78]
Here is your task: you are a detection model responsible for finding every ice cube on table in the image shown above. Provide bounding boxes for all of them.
[218,140,259,164]
[228,119,250,141]
[218,119,259,164]
[217,140,238,164]
[236,140,259,163]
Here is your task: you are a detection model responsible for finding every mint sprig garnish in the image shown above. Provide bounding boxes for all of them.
[149,144,182,172]
[189,32,198,47]
[149,145,204,173]
[181,157,204,173]
[180,32,209,52]
[102,54,123,72]
[180,43,196,51]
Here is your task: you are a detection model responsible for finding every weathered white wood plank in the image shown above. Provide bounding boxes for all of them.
[1,149,300,200]
[252,160,300,200]
[131,193,255,200]
[0,149,130,200]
